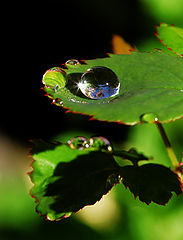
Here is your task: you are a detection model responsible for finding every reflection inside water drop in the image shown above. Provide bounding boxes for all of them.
[67,136,112,152]
[66,73,86,98]
[67,136,89,150]
[89,136,112,152]
[140,113,159,123]
[42,67,66,89]
[78,66,120,100]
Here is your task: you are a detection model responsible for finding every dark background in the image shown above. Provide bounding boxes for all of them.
[1,1,156,143]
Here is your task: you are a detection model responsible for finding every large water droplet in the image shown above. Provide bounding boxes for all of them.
[67,136,89,150]
[78,66,120,99]
[140,113,159,123]
[65,59,80,67]
[89,136,112,152]
[42,67,66,89]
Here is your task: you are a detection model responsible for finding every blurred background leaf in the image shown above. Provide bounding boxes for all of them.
[111,35,136,54]
[140,0,183,26]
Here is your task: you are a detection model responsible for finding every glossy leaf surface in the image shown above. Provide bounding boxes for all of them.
[44,52,183,125]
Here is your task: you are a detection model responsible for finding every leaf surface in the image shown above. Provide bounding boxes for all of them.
[43,52,183,125]
[156,23,183,56]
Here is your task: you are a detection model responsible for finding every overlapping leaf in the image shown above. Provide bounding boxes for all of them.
[156,23,183,56]
[44,52,183,125]
[119,163,183,205]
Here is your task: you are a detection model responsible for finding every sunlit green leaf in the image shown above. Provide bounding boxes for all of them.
[43,52,183,125]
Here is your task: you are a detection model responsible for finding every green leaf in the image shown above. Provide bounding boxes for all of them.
[119,163,183,205]
[113,148,151,165]
[156,23,183,56]
[30,140,120,221]
[43,52,183,125]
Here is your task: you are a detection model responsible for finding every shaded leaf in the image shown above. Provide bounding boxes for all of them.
[43,52,183,125]
[155,23,183,56]
[113,148,151,165]
[30,140,120,221]
[119,163,183,205]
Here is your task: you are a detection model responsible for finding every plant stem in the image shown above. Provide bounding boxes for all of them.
[156,122,179,167]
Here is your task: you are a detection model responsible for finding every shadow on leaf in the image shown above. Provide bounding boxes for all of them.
[119,163,183,205]
[44,151,120,214]
[30,139,62,155]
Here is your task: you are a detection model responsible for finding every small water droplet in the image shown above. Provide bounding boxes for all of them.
[42,67,66,89]
[89,136,113,152]
[78,66,120,99]
[65,59,80,67]
[106,173,120,188]
[140,113,159,123]
[67,136,89,150]
[54,98,63,106]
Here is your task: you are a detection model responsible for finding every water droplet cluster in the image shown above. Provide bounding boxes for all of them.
[67,136,112,152]
[42,60,120,102]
